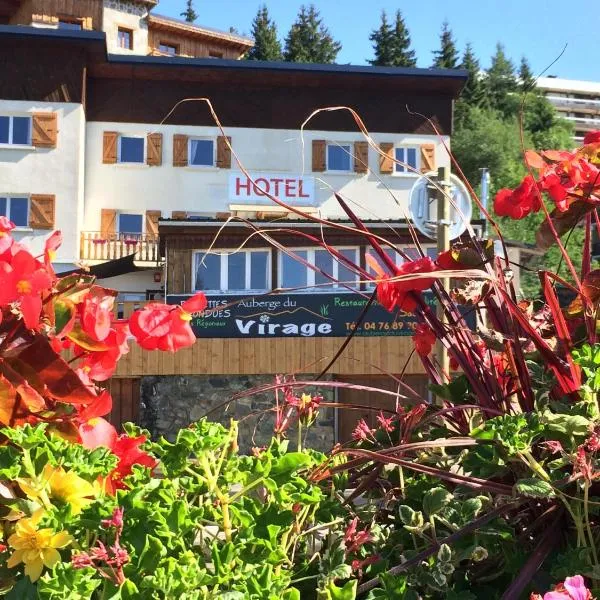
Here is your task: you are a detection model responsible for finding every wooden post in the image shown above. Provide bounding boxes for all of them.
[436,166,451,382]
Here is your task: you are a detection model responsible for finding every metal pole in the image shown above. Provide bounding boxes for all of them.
[480,168,490,236]
[436,166,451,382]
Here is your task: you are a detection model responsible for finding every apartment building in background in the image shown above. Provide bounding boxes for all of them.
[0,16,469,447]
[537,76,600,144]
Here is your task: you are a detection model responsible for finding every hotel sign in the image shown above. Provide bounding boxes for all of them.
[228,172,316,205]
[167,293,436,339]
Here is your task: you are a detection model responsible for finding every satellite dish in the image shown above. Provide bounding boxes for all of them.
[408,172,472,240]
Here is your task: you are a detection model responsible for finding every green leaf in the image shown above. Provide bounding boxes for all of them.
[514,478,556,498]
[137,534,166,573]
[53,298,76,336]
[461,497,483,521]
[325,579,358,600]
[398,505,416,524]
[67,323,110,352]
[423,487,453,516]
[6,578,38,600]
[270,452,313,477]
[543,412,591,438]
[106,580,140,600]
[282,588,301,600]
[437,543,452,563]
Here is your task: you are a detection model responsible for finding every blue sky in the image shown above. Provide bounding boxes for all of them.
[157,0,598,81]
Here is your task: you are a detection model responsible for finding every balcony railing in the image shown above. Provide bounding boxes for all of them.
[546,95,600,113]
[80,232,160,263]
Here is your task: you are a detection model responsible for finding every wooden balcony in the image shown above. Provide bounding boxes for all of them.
[80,232,160,264]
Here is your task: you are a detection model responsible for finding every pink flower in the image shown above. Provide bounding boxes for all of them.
[540,575,593,600]
[344,517,373,554]
[376,411,395,433]
[352,419,374,442]
[541,440,564,455]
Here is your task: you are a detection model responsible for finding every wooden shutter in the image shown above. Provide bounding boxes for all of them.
[145,210,161,235]
[146,133,163,166]
[216,135,232,168]
[173,134,188,167]
[420,143,436,173]
[379,143,394,174]
[100,209,117,237]
[312,140,326,172]
[102,132,118,164]
[171,211,188,220]
[354,141,368,174]
[29,195,55,229]
[31,113,57,148]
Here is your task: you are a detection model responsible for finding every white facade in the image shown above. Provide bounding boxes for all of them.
[0,100,85,269]
[84,121,450,229]
[103,0,150,55]
[537,76,600,143]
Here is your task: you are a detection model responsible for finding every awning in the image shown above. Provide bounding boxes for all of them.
[58,254,143,279]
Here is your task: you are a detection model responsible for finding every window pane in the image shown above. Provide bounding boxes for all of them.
[314,249,334,287]
[227,252,245,290]
[394,147,406,172]
[0,198,6,217]
[12,117,30,145]
[407,147,417,170]
[10,197,28,227]
[0,117,9,144]
[281,251,307,289]
[118,213,143,234]
[195,253,220,291]
[58,20,82,30]
[118,30,132,49]
[402,247,421,262]
[119,137,144,163]
[338,248,358,288]
[250,251,268,290]
[327,145,351,171]
[159,43,177,55]
[189,139,214,166]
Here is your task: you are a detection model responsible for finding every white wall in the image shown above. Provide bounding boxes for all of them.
[103,0,149,56]
[97,271,161,295]
[0,100,85,268]
[83,121,451,231]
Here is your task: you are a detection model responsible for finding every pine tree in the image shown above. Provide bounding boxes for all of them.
[283,4,341,63]
[180,0,198,23]
[460,43,485,107]
[390,10,416,67]
[432,20,459,69]
[246,5,282,61]
[519,56,535,91]
[486,43,518,117]
[368,11,395,66]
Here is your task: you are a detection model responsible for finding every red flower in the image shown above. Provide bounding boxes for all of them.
[376,411,395,433]
[344,517,373,554]
[352,419,374,442]
[80,291,115,342]
[0,217,14,259]
[584,131,600,145]
[413,323,436,356]
[129,292,207,352]
[0,249,53,329]
[494,175,542,220]
[77,323,129,381]
[375,257,438,314]
[43,231,62,269]
[541,440,564,455]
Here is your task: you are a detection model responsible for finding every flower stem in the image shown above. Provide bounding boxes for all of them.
[584,481,599,570]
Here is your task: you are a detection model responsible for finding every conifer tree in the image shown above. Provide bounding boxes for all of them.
[432,20,459,69]
[368,11,395,66]
[246,5,282,61]
[460,43,485,107]
[283,5,341,63]
[486,43,518,117]
[390,10,417,67]
[519,56,535,91]
[180,0,198,23]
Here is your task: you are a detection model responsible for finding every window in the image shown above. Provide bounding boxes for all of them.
[0,196,29,227]
[118,213,143,236]
[194,250,270,292]
[117,27,133,50]
[208,51,224,59]
[0,116,31,146]
[366,246,437,288]
[189,139,214,167]
[326,144,351,172]
[118,136,144,163]
[58,19,82,30]
[279,247,359,292]
[394,146,419,174]
[159,42,178,56]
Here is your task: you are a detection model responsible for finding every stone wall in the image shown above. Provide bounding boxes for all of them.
[139,375,336,453]
[103,0,149,55]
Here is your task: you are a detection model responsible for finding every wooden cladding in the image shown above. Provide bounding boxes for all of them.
[353,141,368,173]
[312,140,326,172]
[146,133,162,166]
[101,208,116,237]
[102,131,118,164]
[216,135,231,168]
[31,112,57,148]
[379,142,394,174]
[420,143,436,173]
[173,134,188,166]
[171,211,188,220]
[29,194,55,229]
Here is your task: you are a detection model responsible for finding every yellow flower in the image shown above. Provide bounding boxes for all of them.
[7,511,72,581]
[17,465,96,515]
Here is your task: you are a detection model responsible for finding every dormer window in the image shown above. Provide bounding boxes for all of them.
[159,42,178,56]
[117,27,133,50]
